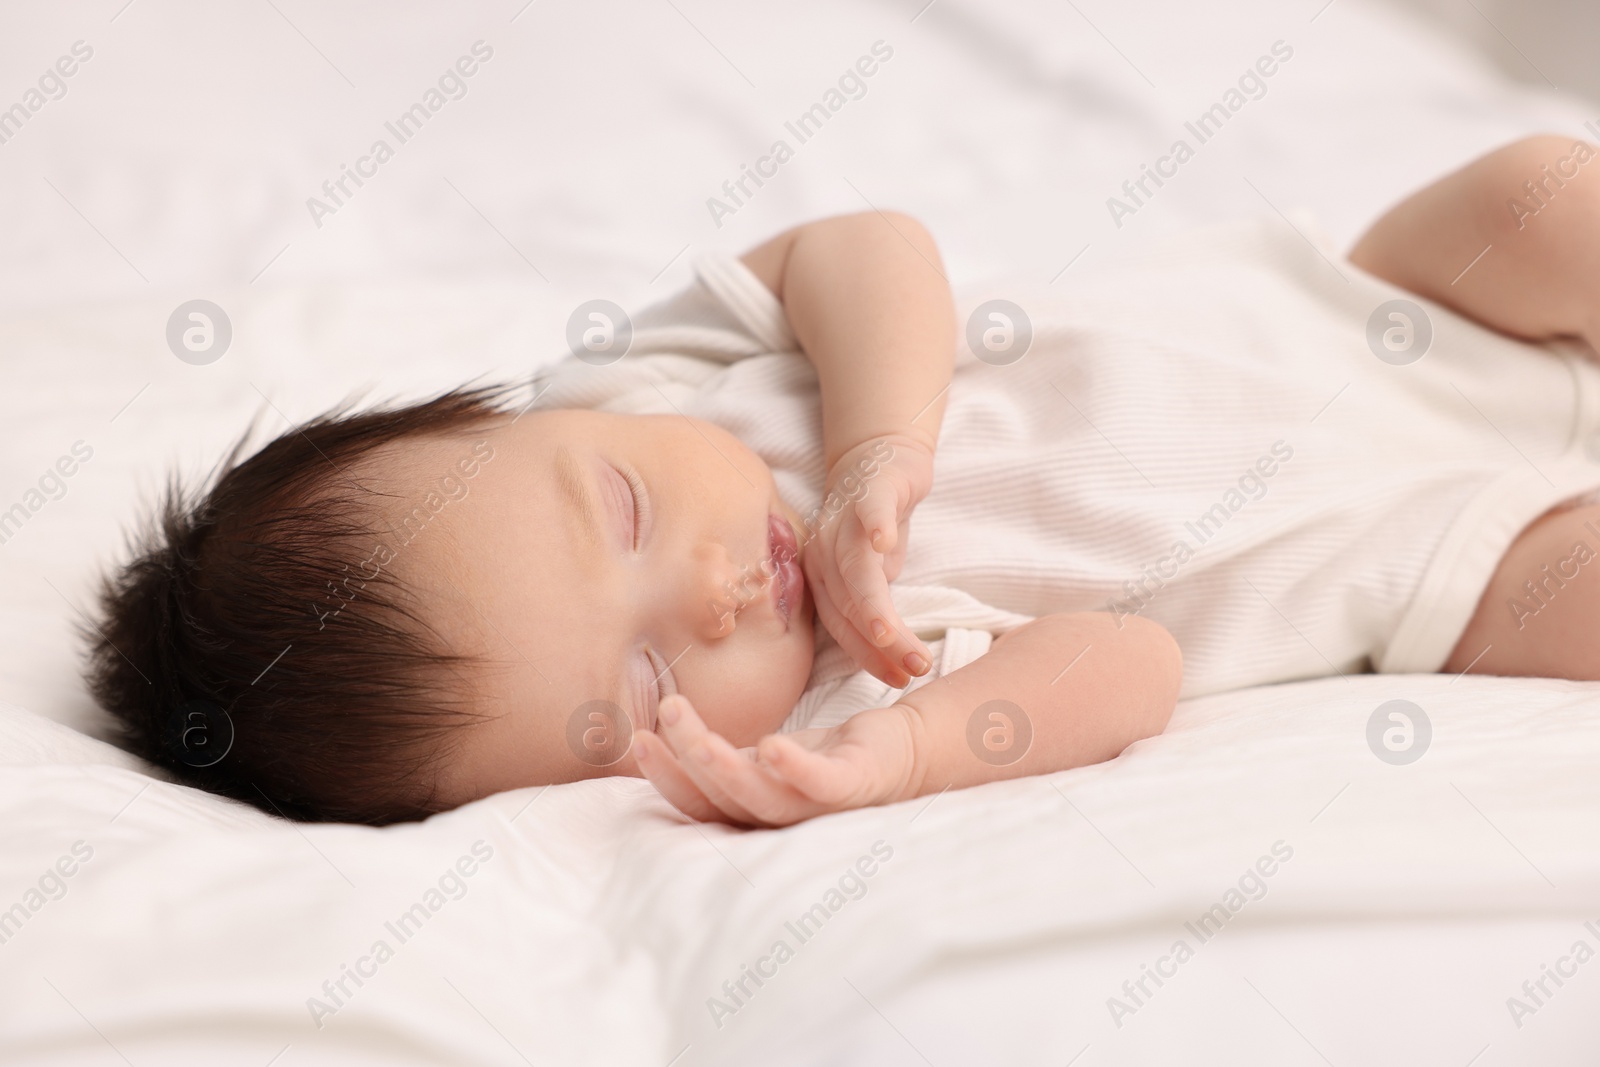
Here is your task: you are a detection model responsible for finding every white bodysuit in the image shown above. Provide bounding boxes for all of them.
[532,215,1600,732]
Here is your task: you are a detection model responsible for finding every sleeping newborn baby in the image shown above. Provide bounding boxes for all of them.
[87,134,1600,825]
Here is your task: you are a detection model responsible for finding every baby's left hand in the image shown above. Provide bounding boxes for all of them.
[800,434,935,688]
[630,693,916,827]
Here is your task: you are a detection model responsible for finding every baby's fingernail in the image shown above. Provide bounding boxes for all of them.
[871,619,889,643]
[904,651,929,675]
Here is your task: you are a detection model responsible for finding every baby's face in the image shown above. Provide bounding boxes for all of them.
[403,409,816,807]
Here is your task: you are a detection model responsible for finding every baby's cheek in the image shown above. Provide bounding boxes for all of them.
[697,639,814,747]
[699,679,789,749]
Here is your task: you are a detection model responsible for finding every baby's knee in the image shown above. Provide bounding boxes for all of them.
[1448,504,1600,681]
[1498,132,1583,164]
[1476,134,1600,225]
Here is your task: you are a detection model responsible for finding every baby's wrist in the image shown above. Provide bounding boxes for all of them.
[824,427,935,480]
[875,703,931,806]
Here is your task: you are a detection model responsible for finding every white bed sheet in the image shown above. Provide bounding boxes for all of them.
[5,671,1600,1065]
[3,0,1600,1063]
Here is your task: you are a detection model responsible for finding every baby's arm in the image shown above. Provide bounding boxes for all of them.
[741,213,955,474]
[1350,134,1600,350]
[740,214,957,687]
[631,612,1182,826]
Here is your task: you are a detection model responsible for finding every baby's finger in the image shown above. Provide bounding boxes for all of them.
[810,578,910,687]
[803,527,921,682]
[677,734,799,827]
[821,524,894,648]
[833,526,931,672]
[854,480,902,556]
[756,735,864,806]
[652,695,764,825]
[882,517,911,583]
[693,733,820,825]
[802,546,888,669]
[631,731,736,824]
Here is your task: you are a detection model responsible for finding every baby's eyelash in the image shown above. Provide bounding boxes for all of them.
[623,466,650,551]
[644,645,674,709]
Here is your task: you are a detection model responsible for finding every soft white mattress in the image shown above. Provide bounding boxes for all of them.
[3,0,1599,1063]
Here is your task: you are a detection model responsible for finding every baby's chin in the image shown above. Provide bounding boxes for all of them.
[710,637,818,749]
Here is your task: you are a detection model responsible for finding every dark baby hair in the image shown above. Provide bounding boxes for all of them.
[84,382,522,824]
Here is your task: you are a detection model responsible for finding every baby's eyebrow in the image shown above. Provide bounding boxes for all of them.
[553,444,600,546]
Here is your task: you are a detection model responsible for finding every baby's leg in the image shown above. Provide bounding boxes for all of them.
[1444,501,1600,680]
[1362,137,1600,682]
[1350,134,1600,350]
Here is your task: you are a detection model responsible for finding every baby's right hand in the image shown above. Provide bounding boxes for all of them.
[800,434,935,689]
[631,694,918,827]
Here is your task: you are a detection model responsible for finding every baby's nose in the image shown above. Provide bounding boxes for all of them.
[690,541,750,641]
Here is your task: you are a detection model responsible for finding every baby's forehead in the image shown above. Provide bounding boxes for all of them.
[348,429,506,518]
[347,405,606,609]
[351,418,578,627]
[337,433,499,596]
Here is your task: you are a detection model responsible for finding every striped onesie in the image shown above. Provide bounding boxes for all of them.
[533,215,1600,730]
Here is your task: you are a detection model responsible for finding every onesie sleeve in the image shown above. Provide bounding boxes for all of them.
[779,626,995,734]
[623,252,798,365]
[530,250,807,414]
